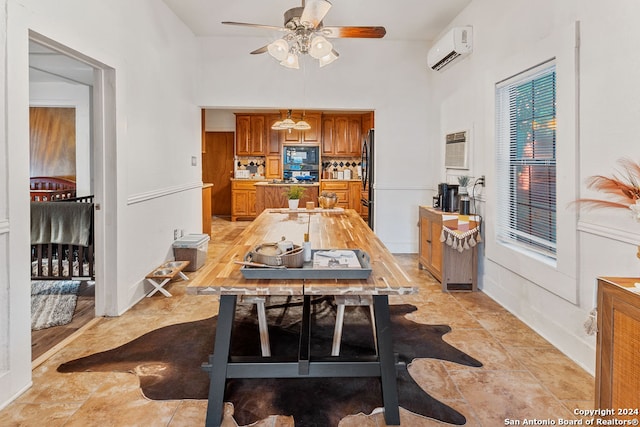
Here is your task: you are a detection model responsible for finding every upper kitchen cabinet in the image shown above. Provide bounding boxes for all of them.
[266,115,283,156]
[280,111,322,144]
[361,111,374,135]
[322,114,362,157]
[235,114,266,156]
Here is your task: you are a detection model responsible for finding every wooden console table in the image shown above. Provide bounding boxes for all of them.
[418,206,479,291]
[595,277,640,414]
[187,209,417,427]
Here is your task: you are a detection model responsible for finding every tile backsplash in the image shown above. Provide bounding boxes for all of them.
[235,157,265,178]
[235,156,363,179]
[322,157,362,179]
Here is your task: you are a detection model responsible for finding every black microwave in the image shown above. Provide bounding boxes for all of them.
[283,145,320,181]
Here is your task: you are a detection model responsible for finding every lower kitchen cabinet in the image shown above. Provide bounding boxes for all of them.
[348,181,366,217]
[320,180,367,218]
[595,277,640,415]
[255,183,319,215]
[231,180,261,221]
[418,206,477,291]
[202,183,212,236]
[320,181,350,209]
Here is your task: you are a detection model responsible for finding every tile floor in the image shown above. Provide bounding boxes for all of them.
[0,217,595,427]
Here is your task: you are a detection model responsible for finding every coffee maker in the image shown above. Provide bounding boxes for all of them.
[438,183,459,212]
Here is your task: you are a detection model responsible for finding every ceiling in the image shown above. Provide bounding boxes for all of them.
[161,0,472,41]
[28,1,472,86]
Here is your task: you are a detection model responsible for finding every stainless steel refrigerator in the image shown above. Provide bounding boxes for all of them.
[361,129,374,230]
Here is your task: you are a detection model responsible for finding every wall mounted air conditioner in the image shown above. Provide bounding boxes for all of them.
[427,26,473,71]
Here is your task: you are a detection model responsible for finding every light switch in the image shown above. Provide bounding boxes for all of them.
[191,156,197,166]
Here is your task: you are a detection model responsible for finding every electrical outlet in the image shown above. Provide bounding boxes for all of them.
[478,175,486,187]
[174,229,179,240]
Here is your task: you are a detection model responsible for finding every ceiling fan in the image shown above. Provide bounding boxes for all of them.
[222,0,386,69]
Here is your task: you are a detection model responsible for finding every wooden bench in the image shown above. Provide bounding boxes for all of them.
[145,260,190,297]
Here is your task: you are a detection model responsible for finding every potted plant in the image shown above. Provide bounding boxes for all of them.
[457,175,471,195]
[284,185,306,210]
[456,175,472,215]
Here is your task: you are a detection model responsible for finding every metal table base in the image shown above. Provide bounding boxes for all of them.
[202,294,400,427]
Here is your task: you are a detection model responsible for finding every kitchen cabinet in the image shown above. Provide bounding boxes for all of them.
[320,180,367,218]
[264,156,282,179]
[231,179,261,221]
[202,183,212,236]
[280,111,322,144]
[418,206,477,291]
[349,181,365,216]
[235,114,266,156]
[321,114,362,157]
[595,277,640,415]
[361,111,374,135]
[320,181,350,209]
[255,183,319,215]
[266,115,283,156]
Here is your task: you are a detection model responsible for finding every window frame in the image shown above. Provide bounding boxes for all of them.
[495,61,557,261]
[484,23,579,303]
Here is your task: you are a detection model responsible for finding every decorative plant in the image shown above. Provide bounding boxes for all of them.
[457,175,471,194]
[457,175,471,187]
[575,158,640,222]
[284,186,306,200]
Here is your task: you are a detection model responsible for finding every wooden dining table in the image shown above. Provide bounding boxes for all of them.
[187,208,418,427]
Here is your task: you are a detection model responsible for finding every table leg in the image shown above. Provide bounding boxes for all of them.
[205,295,236,427]
[373,295,400,425]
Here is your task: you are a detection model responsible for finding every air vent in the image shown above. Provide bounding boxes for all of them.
[445,131,468,169]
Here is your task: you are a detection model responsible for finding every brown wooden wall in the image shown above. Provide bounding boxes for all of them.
[29,107,76,179]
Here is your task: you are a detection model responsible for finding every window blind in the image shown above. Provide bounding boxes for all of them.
[495,62,557,258]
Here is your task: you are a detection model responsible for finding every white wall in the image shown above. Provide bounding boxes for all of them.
[197,36,437,251]
[429,0,640,374]
[1,0,200,408]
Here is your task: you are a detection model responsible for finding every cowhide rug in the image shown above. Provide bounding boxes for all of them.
[58,296,482,426]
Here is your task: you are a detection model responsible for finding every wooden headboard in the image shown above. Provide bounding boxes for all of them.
[30,176,76,201]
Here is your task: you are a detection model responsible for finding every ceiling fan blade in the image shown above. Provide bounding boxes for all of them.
[222,21,288,32]
[250,45,270,55]
[321,26,387,38]
[300,0,332,29]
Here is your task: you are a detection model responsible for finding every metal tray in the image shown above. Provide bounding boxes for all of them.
[240,249,372,280]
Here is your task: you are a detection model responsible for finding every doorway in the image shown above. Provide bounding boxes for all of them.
[28,32,116,362]
[202,132,234,218]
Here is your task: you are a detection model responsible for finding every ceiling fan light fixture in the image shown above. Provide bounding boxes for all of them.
[223,0,385,70]
[319,49,339,67]
[309,35,332,59]
[280,52,300,69]
[267,39,289,61]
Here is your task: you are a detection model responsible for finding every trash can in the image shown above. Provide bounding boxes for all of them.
[172,234,210,271]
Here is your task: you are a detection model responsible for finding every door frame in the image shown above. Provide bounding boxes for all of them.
[29,31,118,317]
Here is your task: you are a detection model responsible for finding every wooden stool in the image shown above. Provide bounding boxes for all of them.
[144,260,190,297]
[240,295,271,357]
[332,295,377,356]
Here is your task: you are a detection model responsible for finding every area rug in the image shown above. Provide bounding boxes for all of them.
[58,296,482,426]
[31,280,81,330]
